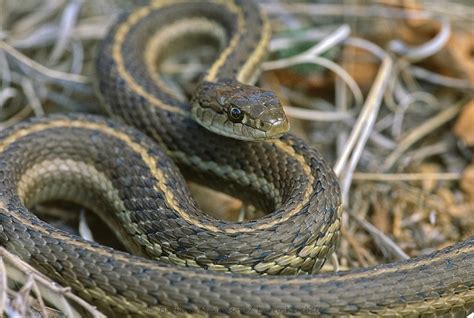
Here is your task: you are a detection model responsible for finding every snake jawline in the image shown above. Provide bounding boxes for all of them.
[0,0,472,316]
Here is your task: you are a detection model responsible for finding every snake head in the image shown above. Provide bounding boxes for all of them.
[191,79,289,141]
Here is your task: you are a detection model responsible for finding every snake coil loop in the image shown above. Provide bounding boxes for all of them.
[0,0,472,316]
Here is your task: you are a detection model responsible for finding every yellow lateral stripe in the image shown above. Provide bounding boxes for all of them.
[237,8,271,83]
[204,0,244,82]
[0,193,471,285]
[112,2,187,115]
[0,120,315,234]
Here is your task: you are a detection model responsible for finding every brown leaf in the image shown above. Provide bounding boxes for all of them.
[188,182,242,220]
[447,32,474,83]
[460,164,474,201]
[453,100,474,145]
[340,46,379,90]
[371,193,390,233]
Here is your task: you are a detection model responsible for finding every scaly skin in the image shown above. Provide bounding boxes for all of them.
[0,0,472,316]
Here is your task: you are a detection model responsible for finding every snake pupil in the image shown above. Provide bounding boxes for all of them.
[229,106,244,122]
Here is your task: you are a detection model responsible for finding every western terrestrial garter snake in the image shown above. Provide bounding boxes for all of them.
[0,0,472,316]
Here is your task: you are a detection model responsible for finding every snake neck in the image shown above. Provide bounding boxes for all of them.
[0,0,472,316]
[97,0,270,116]
[201,0,271,84]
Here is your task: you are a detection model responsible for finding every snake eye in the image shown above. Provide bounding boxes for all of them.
[228,106,244,122]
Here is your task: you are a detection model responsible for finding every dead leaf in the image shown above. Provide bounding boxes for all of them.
[371,192,390,233]
[460,164,474,201]
[453,99,474,145]
[188,182,242,220]
[447,32,474,83]
[340,46,379,90]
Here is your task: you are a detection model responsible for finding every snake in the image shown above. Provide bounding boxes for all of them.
[0,0,473,316]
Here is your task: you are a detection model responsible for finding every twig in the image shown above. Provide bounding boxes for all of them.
[0,257,7,315]
[265,55,363,107]
[0,41,92,94]
[388,18,451,61]
[0,87,17,108]
[382,99,465,171]
[0,247,105,317]
[341,230,378,266]
[332,53,410,262]
[70,40,84,75]
[400,142,452,168]
[79,210,95,242]
[283,105,352,122]
[391,88,440,138]
[11,0,64,35]
[410,65,474,92]
[335,73,350,164]
[49,0,83,63]
[264,25,350,70]
[9,24,59,49]
[13,276,34,317]
[330,53,408,263]
[353,172,461,182]
[344,37,386,59]
[263,3,434,20]
[338,56,393,201]
[30,277,48,318]
[271,32,386,60]
[351,215,409,260]
[20,78,44,117]
[333,56,391,176]
[270,28,337,51]
[263,25,364,106]
[0,47,11,87]
[0,105,32,131]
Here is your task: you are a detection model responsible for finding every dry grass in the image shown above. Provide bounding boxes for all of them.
[0,0,473,315]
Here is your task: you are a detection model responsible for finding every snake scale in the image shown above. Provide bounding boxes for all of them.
[0,0,473,316]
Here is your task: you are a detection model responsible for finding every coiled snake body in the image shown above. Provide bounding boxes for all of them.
[0,0,473,316]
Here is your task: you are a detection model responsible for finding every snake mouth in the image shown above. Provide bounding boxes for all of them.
[263,118,290,139]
